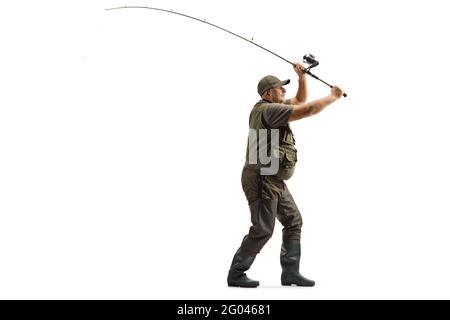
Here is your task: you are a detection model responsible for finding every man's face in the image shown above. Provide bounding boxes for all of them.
[269,86,286,103]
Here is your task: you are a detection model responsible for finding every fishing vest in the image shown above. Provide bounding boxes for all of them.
[245,100,298,180]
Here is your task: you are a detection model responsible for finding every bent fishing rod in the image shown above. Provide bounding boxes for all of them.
[106,6,347,97]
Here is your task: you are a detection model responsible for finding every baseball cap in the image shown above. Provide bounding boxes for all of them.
[257,75,290,96]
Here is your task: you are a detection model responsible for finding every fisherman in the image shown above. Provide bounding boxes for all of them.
[227,63,344,287]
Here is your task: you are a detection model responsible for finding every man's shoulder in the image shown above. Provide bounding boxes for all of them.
[253,100,290,110]
[250,100,268,113]
[250,100,292,120]
[253,99,268,107]
[260,102,293,129]
[263,103,293,114]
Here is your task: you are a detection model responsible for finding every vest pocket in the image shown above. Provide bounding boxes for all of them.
[274,147,297,180]
[282,148,297,169]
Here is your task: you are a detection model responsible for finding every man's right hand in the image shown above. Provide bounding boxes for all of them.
[288,85,345,122]
[331,86,344,99]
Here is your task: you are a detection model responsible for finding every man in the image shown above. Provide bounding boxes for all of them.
[227,63,344,287]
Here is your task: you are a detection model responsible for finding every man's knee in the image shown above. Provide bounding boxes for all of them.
[251,223,275,242]
[281,216,302,242]
[258,226,275,242]
[281,213,302,230]
[242,224,275,255]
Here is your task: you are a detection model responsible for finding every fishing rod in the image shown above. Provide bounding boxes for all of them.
[106,6,347,97]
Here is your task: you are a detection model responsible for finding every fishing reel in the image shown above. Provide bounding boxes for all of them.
[303,53,319,71]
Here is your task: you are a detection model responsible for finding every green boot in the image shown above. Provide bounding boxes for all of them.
[280,241,315,287]
[227,248,259,288]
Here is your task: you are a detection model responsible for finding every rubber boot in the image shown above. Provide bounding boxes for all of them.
[280,240,315,287]
[227,248,259,288]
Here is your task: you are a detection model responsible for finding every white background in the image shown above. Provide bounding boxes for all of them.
[1,0,450,299]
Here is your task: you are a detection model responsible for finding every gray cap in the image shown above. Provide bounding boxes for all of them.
[257,75,290,96]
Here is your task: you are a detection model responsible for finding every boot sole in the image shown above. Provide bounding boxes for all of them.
[281,282,315,287]
[228,282,259,288]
